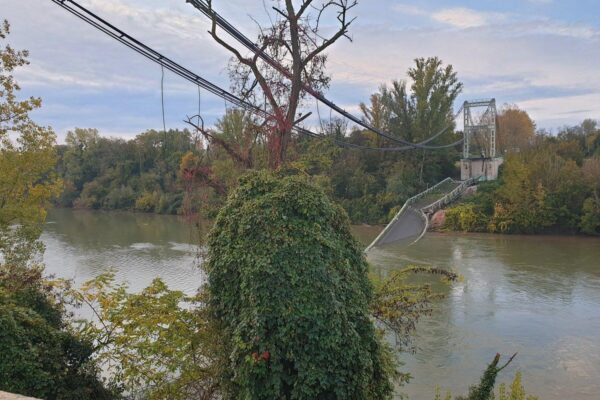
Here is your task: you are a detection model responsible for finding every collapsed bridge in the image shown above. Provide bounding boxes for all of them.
[364,177,480,252]
[365,99,501,252]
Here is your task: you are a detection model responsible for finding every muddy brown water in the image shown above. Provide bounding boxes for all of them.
[43,209,600,399]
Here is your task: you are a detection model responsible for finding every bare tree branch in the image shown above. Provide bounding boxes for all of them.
[297,0,315,19]
[184,115,252,168]
[303,1,357,67]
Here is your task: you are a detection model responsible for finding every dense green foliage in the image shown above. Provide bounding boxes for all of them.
[205,171,395,399]
[435,371,539,400]
[71,273,220,399]
[56,127,191,214]
[0,21,115,398]
[55,58,464,224]
[445,120,600,235]
[0,20,62,266]
[0,266,117,399]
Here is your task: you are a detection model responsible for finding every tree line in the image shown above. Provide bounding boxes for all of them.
[54,110,600,237]
[445,116,600,235]
[0,0,574,395]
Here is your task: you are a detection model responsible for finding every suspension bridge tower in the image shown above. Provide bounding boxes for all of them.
[460,99,503,181]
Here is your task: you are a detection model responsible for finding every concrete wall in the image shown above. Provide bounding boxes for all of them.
[461,157,503,181]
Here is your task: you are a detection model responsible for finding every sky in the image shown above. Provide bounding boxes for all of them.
[2,0,599,142]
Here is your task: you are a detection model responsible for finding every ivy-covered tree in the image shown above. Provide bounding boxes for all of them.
[205,171,395,399]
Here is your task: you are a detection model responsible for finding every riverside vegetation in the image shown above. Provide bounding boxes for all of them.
[53,95,599,236]
[444,117,600,235]
[0,14,569,400]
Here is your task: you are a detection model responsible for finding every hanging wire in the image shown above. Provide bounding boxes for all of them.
[50,0,464,153]
[161,64,167,155]
[192,85,203,150]
[316,97,325,134]
[197,85,202,123]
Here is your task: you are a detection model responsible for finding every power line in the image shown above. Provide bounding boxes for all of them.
[49,0,267,116]
[186,0,463,150]
[48,0,461,153]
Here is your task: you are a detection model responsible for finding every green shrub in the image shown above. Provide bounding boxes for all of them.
[205,171,394,399]
[104,186,136,209]
[134,191,160,213]
[434,370,539,400]
[580,196,600,235]
[444,204,487,232]
[0,266,117,399]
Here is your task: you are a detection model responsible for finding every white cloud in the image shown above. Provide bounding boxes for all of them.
[85,0,210,42]
[516,19,600,39]
[4,0,599,135]
[517,92,600,127]
[393,4,507,29]
[392,4,427,17]
[17,64,146,90]
[392,3,598,40]
[431,8,492,29]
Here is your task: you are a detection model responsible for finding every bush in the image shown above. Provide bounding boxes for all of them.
[205,171,394,399]
[134,191,160,213]
[104,186,136,209]
[580,196,600,235]
[434,370,539,400]
[0,266,117,399]
[78,180,107,209]
[444,204,487,232]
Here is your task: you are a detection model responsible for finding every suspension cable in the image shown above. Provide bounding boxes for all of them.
[49,0,459,152]
[185,0,462,149]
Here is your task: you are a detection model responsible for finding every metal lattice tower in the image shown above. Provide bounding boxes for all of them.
[463,99,497,159]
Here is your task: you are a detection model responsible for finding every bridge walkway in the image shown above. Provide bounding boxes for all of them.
[365,177,479,252]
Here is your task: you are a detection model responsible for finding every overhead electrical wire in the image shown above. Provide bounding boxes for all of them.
[185,0,463,149]
[49,0,269,116]
[49,0,462,152]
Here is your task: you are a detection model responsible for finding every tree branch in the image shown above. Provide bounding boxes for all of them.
[184,116,251,168]
[302,1,357,67]
[297,1,315,19]
[496,352,518,372]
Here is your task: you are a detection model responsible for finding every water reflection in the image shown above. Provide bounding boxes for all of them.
[42,212,600,400]
[43,208,203,294]
[363,231,600,400]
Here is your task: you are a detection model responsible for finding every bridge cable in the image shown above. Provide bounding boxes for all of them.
[49,0,457,152]
[185,0,463,149]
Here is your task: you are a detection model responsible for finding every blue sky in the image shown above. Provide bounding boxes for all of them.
[3,0,599,142]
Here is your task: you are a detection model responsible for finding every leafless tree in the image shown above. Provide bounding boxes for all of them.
[205,0,357,168]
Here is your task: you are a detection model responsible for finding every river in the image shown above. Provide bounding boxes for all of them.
[42,208,600,400]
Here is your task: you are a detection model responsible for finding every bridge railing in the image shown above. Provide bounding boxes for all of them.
[404,177,454,208]
[421,176,479,215]
[365,177,456,252]
[365,176,480,252]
